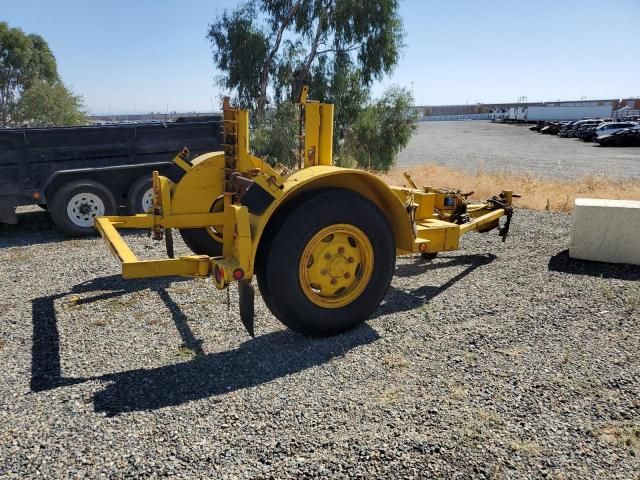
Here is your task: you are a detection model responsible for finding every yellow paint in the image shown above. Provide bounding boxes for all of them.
[223,204,252,275]
[298,224,373,309]
[95,89,513,296]
[123,256,211,279]
[250,166,415,259]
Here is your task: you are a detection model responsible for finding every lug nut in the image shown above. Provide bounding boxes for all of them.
[324,253,331,260]
[344,273,351,279]
[330,278,337,285]
[338,247,345,254]
[348,257,354,263]
[320,269,328,276]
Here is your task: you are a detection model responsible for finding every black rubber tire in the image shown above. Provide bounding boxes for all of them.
[126,175,153,214]
[179,228,223,256]
[420,252,438,261]
[255,192,305,320]
[258,188,395,336]
[50,179,117,236]
[179,197,224,256]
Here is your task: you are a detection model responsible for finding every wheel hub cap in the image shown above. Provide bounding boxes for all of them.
[299,224,374,308]
[67,192,105,228]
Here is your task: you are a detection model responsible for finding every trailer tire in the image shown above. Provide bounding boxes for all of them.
[50,179,117,236]
[178,196,224,256]
[420,252,438,260]
[259,188,395,336]
[127,176,154,214]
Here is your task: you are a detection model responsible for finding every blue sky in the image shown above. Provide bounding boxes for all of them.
[4,0,639,114]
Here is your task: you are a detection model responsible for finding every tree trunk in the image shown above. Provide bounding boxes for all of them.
[256,1,302,115]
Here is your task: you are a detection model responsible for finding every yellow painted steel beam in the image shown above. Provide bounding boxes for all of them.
[459,209,505,234]
[223,204,253,275]
[304,103,320,168]
[95,217,138,264]
[122,256,211,279]
[97,216,214,279]
[160,213,225,229]
[99,213,225,230]
[318,103,334,166]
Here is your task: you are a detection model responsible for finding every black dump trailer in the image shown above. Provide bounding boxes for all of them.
[0,119,222,235]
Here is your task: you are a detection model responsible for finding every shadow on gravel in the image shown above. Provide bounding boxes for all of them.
[30,274,190,392]
[548,249,640,281]
[0,210,65,248]
[373,253,496,317]
[31,274,379,416]
[394,253,496,278]
[92,325,378,416]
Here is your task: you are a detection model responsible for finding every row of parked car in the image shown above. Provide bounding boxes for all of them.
[529,118,640,147]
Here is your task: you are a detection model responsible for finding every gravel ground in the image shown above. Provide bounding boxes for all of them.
[1,207,638,478]
[398,122,640,180]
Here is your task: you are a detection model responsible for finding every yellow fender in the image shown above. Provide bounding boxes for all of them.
[251,166,414,263]
[171,151,225,214]
[167,154,414,271]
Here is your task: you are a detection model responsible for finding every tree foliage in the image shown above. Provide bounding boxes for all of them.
[0,22,85,127]
[208,0,416,172]
[208,0,404,116]
[16,80,87,127]
[251,101,299,167]
[341,86,418,171]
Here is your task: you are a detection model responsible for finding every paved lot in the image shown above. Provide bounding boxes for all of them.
[398,122,640,180]
[1,208,638,478]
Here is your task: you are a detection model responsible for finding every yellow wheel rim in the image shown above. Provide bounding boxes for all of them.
[299,224,374,309]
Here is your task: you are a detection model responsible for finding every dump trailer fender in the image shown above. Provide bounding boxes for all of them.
[252,166,415,264]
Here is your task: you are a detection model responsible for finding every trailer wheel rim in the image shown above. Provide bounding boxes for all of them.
[67,193,105,227]
[141,188,154,213]
[205,196,225,243]
[299,224,374,309]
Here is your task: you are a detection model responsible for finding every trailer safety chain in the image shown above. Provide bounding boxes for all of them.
[487,197,514,242]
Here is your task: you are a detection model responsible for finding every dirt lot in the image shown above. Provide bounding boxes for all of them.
[1,208,639,478]
[398,122,640,180]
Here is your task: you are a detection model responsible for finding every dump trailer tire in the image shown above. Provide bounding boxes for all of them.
[126,176,154,214]
[259,188,395,336]
[50,179,117,236]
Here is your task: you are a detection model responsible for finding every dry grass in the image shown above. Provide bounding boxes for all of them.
[380,164,640,212]
[509,440,542,455]
[591,423,640,454]
[380,387,402,404]
[383,353,411,370]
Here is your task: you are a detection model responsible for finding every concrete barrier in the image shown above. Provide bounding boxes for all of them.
[570,198,640,265]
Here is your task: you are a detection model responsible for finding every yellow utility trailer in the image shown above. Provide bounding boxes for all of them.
[96,88,515,337]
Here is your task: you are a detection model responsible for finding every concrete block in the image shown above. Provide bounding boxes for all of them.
[570,198,640,265]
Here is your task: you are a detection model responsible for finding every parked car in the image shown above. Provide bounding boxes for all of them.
[559,119,602,138]
[529,121,544,132]
[576,125,600,142]
[557,121,580,137]
[540,121,568,135]
[574,121,607,141]
[594,121,640,138]
[596,128,640,147]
